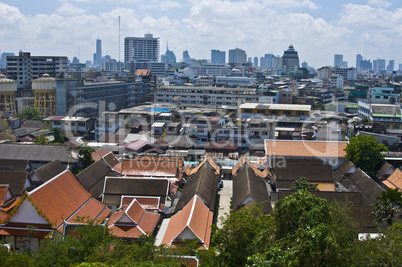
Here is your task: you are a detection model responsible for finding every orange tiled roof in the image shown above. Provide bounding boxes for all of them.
[107,199,160,239]
[66,198,111,224]
[121,160,178,178]
[120,196,159,211]
[232,157,269,178]
[186,157,220,176]
[161,195,213,250]
[92,151,110,162]
[28,170,92,228]
[383,168,402,191]
[134,69,152,76]
[265,140,348,158]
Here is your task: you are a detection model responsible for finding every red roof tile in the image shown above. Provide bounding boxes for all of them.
[67,198,110,224]
[121,159,178,178]
[383,168,402,191]
[28,170,91,228]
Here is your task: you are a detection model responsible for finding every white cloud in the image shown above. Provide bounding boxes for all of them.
[159,0,182,11]
[367,0,392,8]
[57,3,86,16]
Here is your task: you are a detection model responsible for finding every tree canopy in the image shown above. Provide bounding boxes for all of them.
[373,188,402,226]
[78,146,95,169]
[18,107,41,120]
[344,134,388,175]
[290,176,319,191]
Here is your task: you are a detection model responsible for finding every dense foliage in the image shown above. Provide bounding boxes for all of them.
[373,188,402,226]
[344,134,388,175]
[18,107,41,120]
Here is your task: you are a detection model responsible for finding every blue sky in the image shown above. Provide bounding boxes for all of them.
[1,0,402,68]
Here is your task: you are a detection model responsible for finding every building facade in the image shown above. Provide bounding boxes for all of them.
[281,45,299,74]
[124,34,160,67]
[228,48,247,65]
[32,74,57,116]
[0,75,17,115]
[6,52,68,89]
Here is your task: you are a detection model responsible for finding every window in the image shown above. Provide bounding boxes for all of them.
[244,109,253,113]
[257,110,265,114]
[384,96,389,99]
[375,96,381,99]
[71,122,75,126]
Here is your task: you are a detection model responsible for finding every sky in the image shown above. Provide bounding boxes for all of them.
[1,0,402,69]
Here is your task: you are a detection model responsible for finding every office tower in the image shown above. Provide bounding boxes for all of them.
[93,39,102,67]
[399,64,402,71]
[228,48,247,65]
[373,59,386,73]
[211,50,226,64]
[264,54,274,69]
[281,45,299,74]
[6,52,68,89]
[342,61,348,67]
[361,59,372,70]
[334,54,343,67]
[254,57,258,67]
[0,52,15,69]
[387,60,394,72]
[161,44,176,64]
[248,57,252,64]
[272,56,283,74]
[356,54,362,69]
[124,34,160,66]
[301,62,308,69]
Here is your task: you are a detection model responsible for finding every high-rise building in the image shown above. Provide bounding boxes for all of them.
[334,54,343,67]
[6,52,68,89]
[211,50,225,64]
[93,39,102,67]
[124,34,160,67]
[373,59,386,73]
[356,54,362,69]
[387,60,394,73]
[161,43,176,64]
[281,45,299,74]
[253,57,258,67]
[361,59,372,70]
[228,48,247,65]
[301,62,308,69]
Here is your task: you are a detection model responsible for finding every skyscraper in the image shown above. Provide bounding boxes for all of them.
[334,54,343,67]
[228,48,247,65]
[161,43,176,64]
[93,39,102,67]
[124,34,160,66]
[211,50,226,64]
[356,54,362,69]
[373,59,386,73]
[387,60,394,73]
[254,57,258,67]
[281,45,299,74]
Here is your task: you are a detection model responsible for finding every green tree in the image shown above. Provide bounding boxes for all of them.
[52,127,65,144]
[291,176,319,191]
[344,134,388,175]
[34,134,49,145]
[78,146,95,169]
[325,103,337,112]
[373,188,402,226]
[212,204,274,267]
[18,107,41,120]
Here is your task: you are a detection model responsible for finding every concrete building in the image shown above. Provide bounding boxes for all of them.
[330,74,344,89]
[124,34,160,67]
[211,50,226,64]
[317,66,332,81]
[155,86,259,106]
[0,52,15,69]
[373,59,386,74]
[369,87,400,104]
[6,52,68,89]
[189,61,231,76]
[238,102,311,119]
[281,45,299,74]
[356,54,362,69]
[0,75,17,116]
[332,67,357,81]
[215,76,257,86]
[253,57,258,67]
[93,39,102,67]
[228,48,247,65]
[358,101,402,130]
[334,54,343,67]
[126,61,166,76]
[32,74,57,116]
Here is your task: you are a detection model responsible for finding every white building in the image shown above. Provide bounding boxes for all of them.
[330,74,344,89]
[155,86,259,106]
[124,34,160,67]
[215,76,257,86]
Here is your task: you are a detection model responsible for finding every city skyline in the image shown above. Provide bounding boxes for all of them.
[1,0,402,68]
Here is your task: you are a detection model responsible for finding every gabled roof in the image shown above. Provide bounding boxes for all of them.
[33,160,66,183]
[0,184,16,208]
[376,162,395,181]
[161,196,213,250]
[0,172,27,196]
[103,177,169,206]
[0,144,77,163]
[122,140,149,151]
[341,168,385,205]
[185,157,220,176]
[264,140,348,158]
[275,162,334,183]
[120,196,160,211]
[28,170,92,228]
[66,198,111,224]
[383,168,402,191]
[175,163,219,213]
[107,199,160,239]
[233,164,272,214]
[76,160,119,199]
[232,157,269,178]
[0,160,29,172]
[349,206,378,233]
[334,160,356,180]
[121,159,178,178]
[134,69,152,76]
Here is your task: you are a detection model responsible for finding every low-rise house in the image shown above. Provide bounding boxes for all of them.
[233,163,272,214]
[264,140,348,169]
[166,122,182,135]
[0,170,110,251]
[157,195,213,250]
[107,198,160,243]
